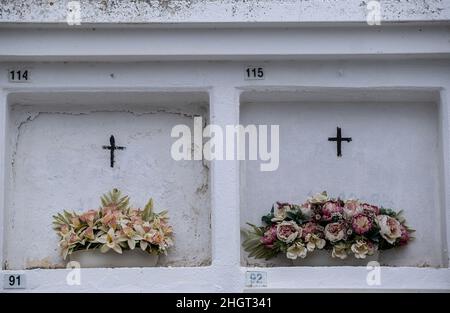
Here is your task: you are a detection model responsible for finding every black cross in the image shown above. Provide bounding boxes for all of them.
[328,127,352,157]
[102,135,125,168]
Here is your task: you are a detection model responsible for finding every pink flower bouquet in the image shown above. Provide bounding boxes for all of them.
[243,192,414,261]
[53,189,174,259]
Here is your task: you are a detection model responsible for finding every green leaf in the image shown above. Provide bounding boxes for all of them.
[261,213,274,225]
[158,210,168,216]
[142,198,154,221]
[100,188,130,212]
[245,223,265,236]
[379,207,397,217]
[242,225,279,260]
[286,211,305,225]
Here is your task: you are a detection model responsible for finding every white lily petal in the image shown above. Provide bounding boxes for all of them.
[113,245,122,254]
[100,244,110,253]
[140,240,148,251]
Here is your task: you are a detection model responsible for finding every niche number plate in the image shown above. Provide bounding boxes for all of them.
[245,271,267,287]
[3,273,26,289]
[8,69,30,82]
[245,66,264,80]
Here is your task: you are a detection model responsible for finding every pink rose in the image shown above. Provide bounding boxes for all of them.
[399,225,410,246]
[261,225,277,248]
[377,215,402,244]
[301,222,323,239]
[352,214,372,235]
[343,199,363,219]
[362,203,380,215]
[324,222,346,242]
[321,201,343,221]
[276,221,301,243]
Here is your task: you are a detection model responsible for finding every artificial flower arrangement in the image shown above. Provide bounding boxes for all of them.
[243,192,414,261]
[53,189,174,260]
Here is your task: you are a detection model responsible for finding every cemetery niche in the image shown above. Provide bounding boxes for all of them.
[240,88,447,268]
[4,91,211,269]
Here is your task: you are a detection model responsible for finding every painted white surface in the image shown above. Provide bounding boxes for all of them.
[0,0,450,292]
[209,87,241,267]
[5,92,210,270]
[240,95,444,267]
[0,59,448,291]
[1,26,449,62]
[0,0,449,24]
[0,0,447,291]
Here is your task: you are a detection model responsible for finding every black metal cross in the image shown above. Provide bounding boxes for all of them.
[102,135,125,168]
[328,127,352,157]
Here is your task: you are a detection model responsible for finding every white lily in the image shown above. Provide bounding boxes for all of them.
[96,228,127,254]
[305,233,326,251]
[332,242,349,259]
[286,242,308,260]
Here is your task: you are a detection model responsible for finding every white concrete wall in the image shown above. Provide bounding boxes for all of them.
[241,94,444,267]
[0,0,449,293]
[1,25,449,62]
[0,59,448,291]
[5,93,210,270]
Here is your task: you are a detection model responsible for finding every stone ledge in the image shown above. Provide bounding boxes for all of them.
[0,0,449,25]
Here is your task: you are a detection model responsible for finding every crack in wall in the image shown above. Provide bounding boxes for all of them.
[10,107,210,190]
[11,112,41,184]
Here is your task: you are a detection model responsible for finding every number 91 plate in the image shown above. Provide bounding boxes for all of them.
[3,273,26,289]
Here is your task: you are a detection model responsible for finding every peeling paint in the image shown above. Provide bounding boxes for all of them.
[196,182,208,195]
[0,0,448,24]
[11,111,40,183]
[25,257,65,269]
